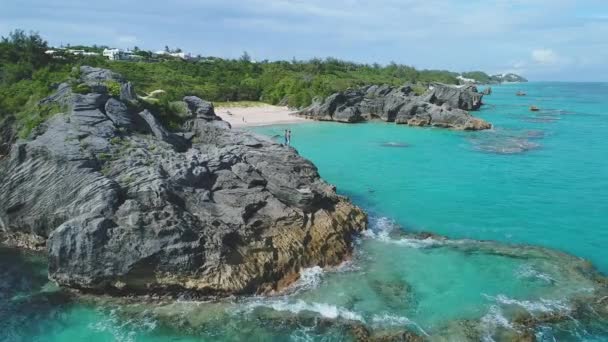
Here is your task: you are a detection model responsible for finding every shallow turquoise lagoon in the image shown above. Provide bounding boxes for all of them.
[257,82,608,273]
[2,82,607,341]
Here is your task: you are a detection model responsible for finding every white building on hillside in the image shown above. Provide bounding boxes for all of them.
[457,75,477,84]
[67,49,99,56]
[103,48,121,60]
[103,48,142,61]
[154,50,192,60]
[170,52,192,60]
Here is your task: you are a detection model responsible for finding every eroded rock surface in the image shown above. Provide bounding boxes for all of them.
[299,84,491,130]
[424,83,483,111]
[0,66,367,296]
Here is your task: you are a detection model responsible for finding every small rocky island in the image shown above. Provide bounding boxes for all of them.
[0,66,367,296]
[298,83,491,130]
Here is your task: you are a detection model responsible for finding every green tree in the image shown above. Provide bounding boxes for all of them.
[240,51,251,63]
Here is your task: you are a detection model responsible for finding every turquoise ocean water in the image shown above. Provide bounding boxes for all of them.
[1,82,607,341]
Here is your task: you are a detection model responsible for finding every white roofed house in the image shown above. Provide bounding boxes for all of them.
[457,75,477,84]
[103,48,143,61]
[103,48,121,60]
[122,49,144,60]
[169,52,192,60]
[154,50,192,60]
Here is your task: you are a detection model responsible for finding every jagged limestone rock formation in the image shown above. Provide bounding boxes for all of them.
[0,66,367,296]
[424,83,483,111]
[298,84,491,130]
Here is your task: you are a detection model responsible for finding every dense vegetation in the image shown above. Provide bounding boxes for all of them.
[461,71,492,84]
[0,30,78,137]
[0,30,498,138]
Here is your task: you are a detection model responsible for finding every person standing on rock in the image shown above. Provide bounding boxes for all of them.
[287,130,292,146]
[284,129,288,145]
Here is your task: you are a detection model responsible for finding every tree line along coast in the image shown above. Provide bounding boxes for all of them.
[0,30,526,146]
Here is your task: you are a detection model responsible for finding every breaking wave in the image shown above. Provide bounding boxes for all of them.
[244,299,364,322]
[484,294,571,314]
[515,265,556,284]
[479,305,515,342]
[371,314,429,336]
[88,308,157,342]
[287,266,324,294]
[364,216,456,249]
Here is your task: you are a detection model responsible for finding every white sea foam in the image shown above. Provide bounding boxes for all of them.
[515,265,556,284]
[484,294,570,313]
[479,305,515,342]
[481,293,570,341]
[282,261,359,295]
[371,314,429,336]
[389,237,446,248]
[364,216,447,248]
[245,299,364,322]
[367,216,400,234]
[289,328,317,342]
[287,266,324,293]
[88,308,157,342]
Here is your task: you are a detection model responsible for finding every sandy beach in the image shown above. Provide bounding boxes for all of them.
[215,104,308,128]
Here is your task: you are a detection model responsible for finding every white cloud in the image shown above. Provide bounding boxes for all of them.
[2,0,608,80]
[531,48,559,65]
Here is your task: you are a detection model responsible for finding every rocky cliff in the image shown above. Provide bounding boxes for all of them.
[298,83,491,130]
[0,116,16,158]
[0,66,367,296]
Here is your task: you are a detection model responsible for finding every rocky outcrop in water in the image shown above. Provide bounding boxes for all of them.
[424,83,483,111]
[298,84,491,130]
[0,66,367,296]
[71,226,608,341]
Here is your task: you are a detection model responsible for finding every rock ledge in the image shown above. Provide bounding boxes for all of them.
[299,83,491,130]
[0,66,367,296]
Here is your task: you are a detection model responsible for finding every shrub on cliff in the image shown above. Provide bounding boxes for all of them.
[105,80,121,97]
[72,83,91,94]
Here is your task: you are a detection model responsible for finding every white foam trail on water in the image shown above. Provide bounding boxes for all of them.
[245,299,364,322]
[289,327,317,342]
[371,314,429,336]
[88,308,157,342]
[515,265,556,284]
[480,293,572,340]
[288,266,324,293]
[484,294,571,313]
[282,262,358,295]
[480,305,515,342]
[364,216,447,248]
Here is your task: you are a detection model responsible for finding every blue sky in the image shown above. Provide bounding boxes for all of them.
[2,0,607,81]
